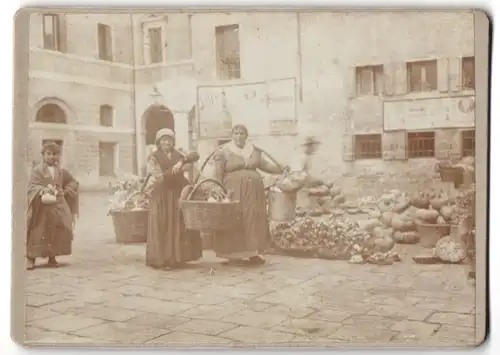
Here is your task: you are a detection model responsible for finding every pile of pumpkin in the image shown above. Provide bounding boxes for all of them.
[270,214,400,265]
[295,179,348,217]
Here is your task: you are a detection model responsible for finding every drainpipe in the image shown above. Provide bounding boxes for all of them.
[296,11,303,103]
[130,14,141,175]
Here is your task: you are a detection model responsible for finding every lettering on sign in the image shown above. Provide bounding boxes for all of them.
[383,96,475,131]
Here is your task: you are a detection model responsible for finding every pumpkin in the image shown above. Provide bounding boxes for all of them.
[436,216,447,225]
[391,214,415,232]
[329,186,342,197]
[332,194,346,204]
[435,235,467,263]
[368,209,381,219]
[325,181,334,189]
[358,219,382,232]
[430,196,449,210]
[410,193,430,209]
[415,209,440,224]
[393,231,419,244]
[308,185,330,197]
[440,205,455,221]
[348,255,364,264]
[381,211,394,227]
[391,198,410,214]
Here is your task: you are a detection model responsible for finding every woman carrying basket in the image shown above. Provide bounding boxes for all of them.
[144,128,202,270]
[212,124,287,265]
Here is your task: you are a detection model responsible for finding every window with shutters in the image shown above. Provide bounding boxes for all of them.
[97,24,113,61]
[215,24,241,80]
[43,14,61,51]
[99,105,114,127]
[354,134,382,159]
[461,130,475,157]
[407,131,435,158]
[148,27,164,64]
[406,60,438,92]
[462,57,475,90]
[355,65,384,96]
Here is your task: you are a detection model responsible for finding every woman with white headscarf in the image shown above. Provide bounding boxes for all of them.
[144,128,201,270]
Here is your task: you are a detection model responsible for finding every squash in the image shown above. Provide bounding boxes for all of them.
[332,194,346,204]
[393,231,419,244]
[435,235,467,263]
[415,208,440,224]
[329,186,342,197]
[325,181,334,189]
[430,196,448,210]
[436,216,447,225]
[380,194,394,205]
[410,193,430,209]
[440,205,455,221]
[308,185,330,197]
[358,219,382,233]
[391,214,416,232]
[368,209,381,219]
[391,198,410,214]
[381,211,394,227]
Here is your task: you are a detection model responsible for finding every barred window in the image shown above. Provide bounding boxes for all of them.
[354,134,382,159]
[462,57,475,90]
[355,65,384,96]
[215,24,241,80]
[407,60,438,92]
[407,131,435,158]
[462,130,475,157]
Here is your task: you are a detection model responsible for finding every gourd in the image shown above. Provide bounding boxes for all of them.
[358,219,381,233]
[381,211,394,227]
[368,209,381,219]
[435,236,467,263]
[436,216,447,225]
[430,195,449,210]
[415,208,440,224]
[329,186,342,197]
[393,231,419,244]
[391,214,415,232]
[410,193,430,209]
[370,227,395,253]
[308,185,330,197]
[391,197,410,214]
[440,205,455,221]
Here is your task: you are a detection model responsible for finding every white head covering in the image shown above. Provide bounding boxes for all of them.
[155,128,175,144]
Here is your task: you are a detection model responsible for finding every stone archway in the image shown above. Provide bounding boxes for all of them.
[142,105,175,146]
[35,102,67,124]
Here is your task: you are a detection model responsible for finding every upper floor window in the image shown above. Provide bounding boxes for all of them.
[97,23,113,61]
[99,105,114,127]
[462,56,475,90]
[355,65,384,96]
[461,129,475,157]
[43,14,61,51]
[148,27,164,64]
[407,60,438,92]
[215,24,241,80]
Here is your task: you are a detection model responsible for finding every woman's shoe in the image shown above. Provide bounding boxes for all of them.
[47,257,59,268]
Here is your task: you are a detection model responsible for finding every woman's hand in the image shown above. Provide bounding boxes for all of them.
[172,160,184,175]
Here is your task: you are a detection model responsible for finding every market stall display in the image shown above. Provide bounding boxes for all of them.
[108,176,149,244]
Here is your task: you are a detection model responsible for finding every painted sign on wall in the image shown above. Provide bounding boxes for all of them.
[383,96,475,131]
[197,77,297,138]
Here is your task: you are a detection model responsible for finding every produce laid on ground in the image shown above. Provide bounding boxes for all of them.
[108,176,149,213]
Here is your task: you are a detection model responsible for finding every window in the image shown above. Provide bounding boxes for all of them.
[148,27,164,64]
[407,131,435,158]
[215,24,241,80]
[42,14,61,51]
[462,57,475,90]
[35,103,67,124]
[355,65,384,96]
[99,105,114,127]
[354,134,382,159]
[99,142,117,177]
[407,60,438,92]
[462,130,475,157]
[97,24,113,61]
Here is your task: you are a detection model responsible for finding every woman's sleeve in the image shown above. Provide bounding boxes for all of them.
[212,150,226,183]
[259,153,282,175]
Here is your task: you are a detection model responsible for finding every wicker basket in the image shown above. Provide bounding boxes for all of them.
[180,178,241,233]
[439,166,464,186]
[110,209,148,244]
[416,222,450,248]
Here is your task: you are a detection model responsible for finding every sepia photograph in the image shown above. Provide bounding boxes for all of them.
[11,8,488,348]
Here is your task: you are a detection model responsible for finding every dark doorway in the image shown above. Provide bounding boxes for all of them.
[36,104,67,124]
[143,105,175,145]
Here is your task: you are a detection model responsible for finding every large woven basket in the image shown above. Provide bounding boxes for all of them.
[180,178,241,233]
[110,209,148,244]
[416,221,450,248]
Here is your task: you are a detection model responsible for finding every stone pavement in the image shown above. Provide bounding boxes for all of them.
[24,193,478,348]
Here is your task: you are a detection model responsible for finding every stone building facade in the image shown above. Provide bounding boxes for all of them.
[28,11,476,190]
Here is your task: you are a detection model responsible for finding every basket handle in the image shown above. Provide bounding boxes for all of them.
[186,178,228,201]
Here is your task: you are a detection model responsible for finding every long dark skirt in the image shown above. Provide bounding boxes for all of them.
[27,197,73,259]
[146,187,202,268]
[214,169,271,260]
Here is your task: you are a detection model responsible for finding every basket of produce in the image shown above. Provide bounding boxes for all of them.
[108,177,150,244]
[415,221,450,248]
[180,178,240,233]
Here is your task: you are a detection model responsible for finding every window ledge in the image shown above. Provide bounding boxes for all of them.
[31,47,132,69]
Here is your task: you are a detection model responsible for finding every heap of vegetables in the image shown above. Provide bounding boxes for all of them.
[270,215,400,265]
[108,176,149,213]
[294,179,347,217]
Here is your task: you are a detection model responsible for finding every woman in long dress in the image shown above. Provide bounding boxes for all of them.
[144,128,202,270]
[213,124,285,265]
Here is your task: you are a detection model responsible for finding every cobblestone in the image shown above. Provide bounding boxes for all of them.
[24,193,478,347]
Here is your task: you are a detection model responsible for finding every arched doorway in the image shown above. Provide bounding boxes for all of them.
[143,105,175,145]
[35,103,67,124]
